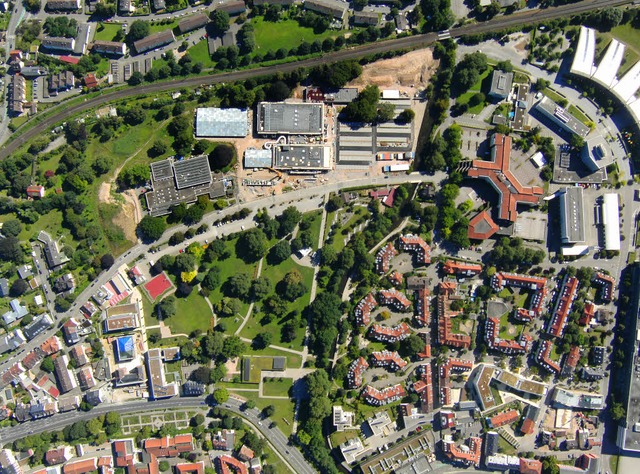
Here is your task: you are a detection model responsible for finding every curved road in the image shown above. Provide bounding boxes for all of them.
[0,396,316,474]
[0,0,631,160]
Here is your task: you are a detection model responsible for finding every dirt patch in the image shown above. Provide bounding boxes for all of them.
[98,182,139,244]
[347,48,438,93]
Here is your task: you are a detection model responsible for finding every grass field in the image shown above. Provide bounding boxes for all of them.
[169,290,214,336]
[454,67,493,113]
[262,377,293,397]
[252,17,338,52]
[244,356,275,383]
[229,390,295,438]
[542,87,566,105]
[568,105,592,127]
[187,40,214,67]
[303,210,323,250]
[243,345,302,369]
[148,20,179,35]
[329,430,359,448]
[94,23,123,41]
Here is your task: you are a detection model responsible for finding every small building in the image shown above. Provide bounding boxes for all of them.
[244,148,272,169]
[41,37,76,53]
[46,0,81,10]
[178,13,209,35]
[195,107,248,138]
[26,185,46,198]
[92,41,127,57]
[133,30,175,55]
[216,0,246,15]
[488,70,514,100]
[2,299,28,325]
[0,279,8,297]
[48,71,75,96]
[332,405,354,432]
[304,0,348,25]
[353,11,379,26]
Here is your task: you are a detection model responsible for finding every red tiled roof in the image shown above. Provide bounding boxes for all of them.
[362,384,406,406]
[520,458,543,474]
[467,210,499,240]
[378,288,411,309]
[548,276,579,337]
[467,134,543,223]
[174,462,204,474]
[370,351,407,371]
[488,409,519,428]
[443,260,482,275]
[579,302,596,326]
[217,455,248,474]
[347,357,369,389]
[442,437,482,466]
[521,418,536,435]
[369,322,411,342]
[375,242,397,274]
[536,340,561,373]
[63,458,98,474]
[354,293,377,327]
[84,73,98,88]
[398,234,431,264]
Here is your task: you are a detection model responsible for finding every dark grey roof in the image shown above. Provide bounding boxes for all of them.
[272,356,286,371]
[178,13,209,34]
[173,155,213,189]
[216,0,246,15]
[257,102,324,135]
[23,314,53,340]
[133,30,175,54]
[0,279,8,297]
[489,70,513,98]
[41,37,75,51]
[38,231,69,269]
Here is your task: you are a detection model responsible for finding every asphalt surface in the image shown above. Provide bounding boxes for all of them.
[0,0,632,160]
[0,396,316,474]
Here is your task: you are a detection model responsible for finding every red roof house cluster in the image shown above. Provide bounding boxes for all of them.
[414,287,430,327]
[491,272,548,321]
[369,322,411,343]
[519,458,543,474]
[375,242,398,274]
[362,384,406,406]
[485,317,532,354]
[547,276,579,337]
[388,270,403,286]
[467,133,543,223]
[347,357,369,389]
[535,340,561,374]
[370,351,407,371]
[216,455,248,474]
[354,293,378,326]
[579,302,596,326]
[467,210,500,240]
[144,435,193,457]
[378,288,411,311]
[398,234,431,264]
[437,282,471,349]
[443,260,482,276]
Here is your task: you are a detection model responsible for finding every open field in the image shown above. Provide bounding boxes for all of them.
[188,40,214,67]
[228,390,295,438]
[262,377,293,397]
[170,290,214,336]
[94,23,123,41]
[252,17,339,53]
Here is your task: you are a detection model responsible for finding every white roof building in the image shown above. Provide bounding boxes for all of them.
[570,26,597,78]
[602,193,621,251]
[195,108,249,137]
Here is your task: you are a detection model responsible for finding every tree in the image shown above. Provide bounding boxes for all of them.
[24,0,41,13]
[342,85,380,123]
[2,219,22,238]
[226,273,252,299]
[159,461,170,472]
[570,134,585,150]
[41,356,55,373]
[216,297,242,318]
[237,229,268,262]
[208,144,235,171]
[138,216,166,241]
[127,20,150,43]
[95,2,116,17]
[268,240,292,264]
[400,334,425,358]
[377,102,396,123]
[119,164,150,188]
[252,332,272,350]
[262,405,275,417]
[101,254,115,269]
[222,336,244,360]
[9,278,27,297]
[210,10,230,36]
[278,206,302,237]
[202,267,222,291]
[0,236,23,263]
[103,412,121,436]
[310,61,362,89]
[250,276,272,300]
[279,270,307,301]
[156,296,177,319]
[397,109,415,123]
[128,71,144,86]
[266,81,291,102]
[420,0,453,32]
[213,388,229,404]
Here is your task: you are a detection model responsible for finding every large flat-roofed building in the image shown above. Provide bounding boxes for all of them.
[146,348,179,399]
[273,145,331,171]
[601,193,620,251]
[195,107,248,137]
[103,303,140,333]
[133,30,175,55]
[467,134,544,223]
[533,96,590,138]
[145,156,226,216]
[244,148,272,168]
[256,102,324,135]
[582,135,615,172]
[488,70,513,100]
[558,186,585,244]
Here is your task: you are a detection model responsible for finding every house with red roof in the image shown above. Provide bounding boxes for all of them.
[412,363,434,413]
[437,282,471,349]
[414,287,430,327]
[378,288,411,311]
[83,73,98,89]
[491,272,548,321]
[347,357,369,389]
[354,293,377,326]
[485,317,531,354]
[593,272,615,302]
[388,270,403,286]
[370,351,407,372]
[467,210,500,240]
[144,434,193,457]
[579,302,596,326]
[442,436,482,467]
[398,234,431,264]
[362,384,406,406]
[547,275,579,337]
[535,340,561,374]
[216,455,248,474]
[561,345,581,379]
[519,458,543,474]
[443,260,483,276]
[369,322,411,343]
[174,462,204,474]
[439,358,473,407]
[26,185,45,198]
[375,242,397,274]
[487,409,519,429]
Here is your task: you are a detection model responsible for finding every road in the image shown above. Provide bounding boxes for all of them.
[0,396,316,474]
[0,0,632,158]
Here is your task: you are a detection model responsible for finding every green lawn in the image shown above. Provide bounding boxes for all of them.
[243,345,302,369]
[455,67,493,113]
[243,356,276,383]
[187,40,214,67]
[329,430,359,448]
[229,391,296,438]
[94,23,123,41]
[262,377,293,397]
[148,20,179,35]
[18,209,64,242]
[303,210,323,250]
[611,23,640,54]
[252,17,339,52]
[168,290,214,336]
[568,105,592,128]
[542,88,566,105]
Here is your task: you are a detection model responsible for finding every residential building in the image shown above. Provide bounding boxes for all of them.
[439,358,473,407]
[548,275,579,337]
[441,436,482,467]
[551,387,604,410]
[485,431,499,456]
[144,434,193,457]
[347,357,368,389]
[580,301,596,326]
[520,404,540,435]
[437,282,471,349]
[45,447,73,466]
[485,316,531,354]
[362,384,406,406]
[182,380,206,396]
[146,348,179,400]
[535,340,562,374]
[488,70,514,100]
[491,272,548,321]
[398,234,431,264]
[375,242,397,274]
[178,14,209,34]
[2,299,28,325]
[0,330,25,355]
[0,449,23,474]
[62,319,81,345]
[92,41,127,56]
[412,363,434,413]
[378,288,411,311]
[53,273,76,294]
[442,260,482,276]
[593,272,615,302]
[54,354,77,393]
[303,0,348,25]
[63,458,98,474]
[562,345,581,379]
[38,231,69,269]
[23,313,53,340]
[26,185,46,198]
[70,344,88,367]
[339,437,364,464]
[46,0,81,10]
[369,322,411,343]
[77,366,96,390]
[414,287,430,327]
[215,0,246,15]
[133,30,175,55]
[41,37,76,52]
[487,409,519,429]
[332,406,354,432]
[353,11,379,26]
[370,351,407,372]
[212,430,235,451]
[215,456,248,474]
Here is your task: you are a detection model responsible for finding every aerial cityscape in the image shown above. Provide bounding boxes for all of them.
[0,0,638,473]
